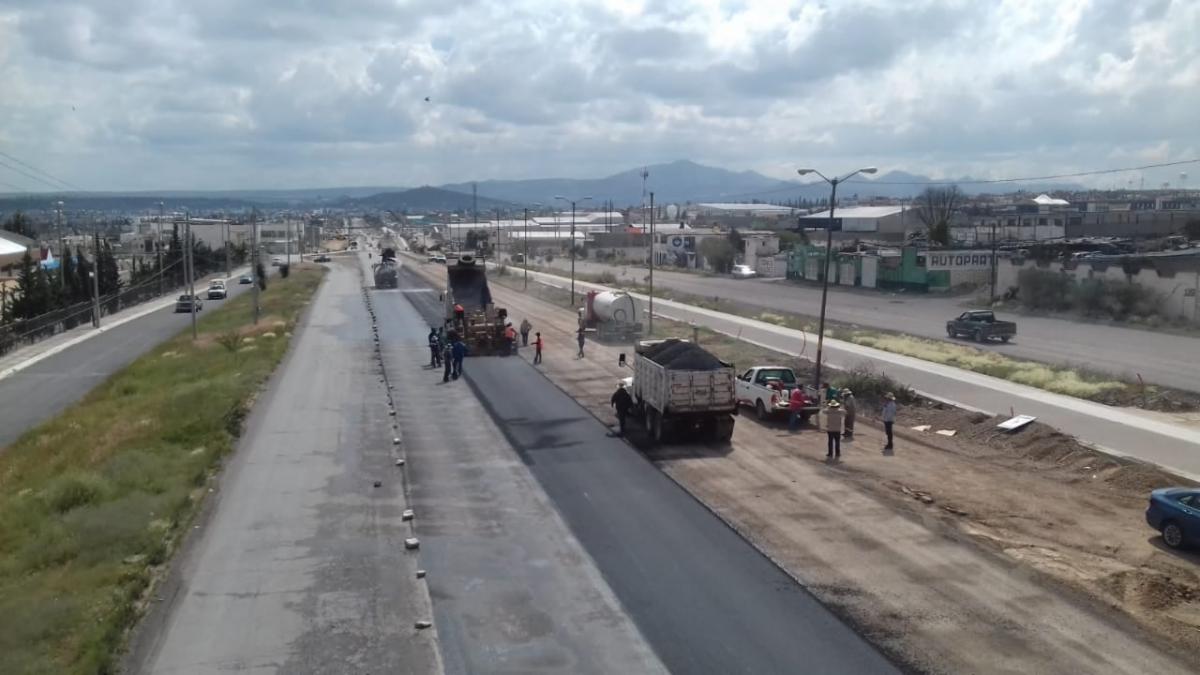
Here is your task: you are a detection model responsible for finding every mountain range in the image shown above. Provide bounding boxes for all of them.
[0,160,1085,213]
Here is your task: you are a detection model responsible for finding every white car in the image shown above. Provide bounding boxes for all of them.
[731,264,757,279]
[206,280,227,300]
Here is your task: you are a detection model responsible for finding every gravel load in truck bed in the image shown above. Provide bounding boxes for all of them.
[641,339,726,371]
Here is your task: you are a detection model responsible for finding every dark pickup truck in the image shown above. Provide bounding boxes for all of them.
[946,310,1016,343]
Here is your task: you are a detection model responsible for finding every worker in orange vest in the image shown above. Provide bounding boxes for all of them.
[504,322,517,354]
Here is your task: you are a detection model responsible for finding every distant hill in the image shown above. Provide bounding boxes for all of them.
[354,186,511,212]
[0,186,404,212]
[440,160,797,206]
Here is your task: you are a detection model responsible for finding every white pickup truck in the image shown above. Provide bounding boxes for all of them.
[735,366,819,422]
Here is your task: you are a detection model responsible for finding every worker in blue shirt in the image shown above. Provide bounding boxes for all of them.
[451,336,468,379]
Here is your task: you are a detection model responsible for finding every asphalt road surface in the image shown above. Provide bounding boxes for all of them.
[0,270,261,448]
[543,258,1200,392]
[518,266,1200,479]
[126,262,441,674]
[391,263,898,674]
[372,277,666,674]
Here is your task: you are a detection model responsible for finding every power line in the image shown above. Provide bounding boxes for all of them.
[0,150,83,191]
[848,158,1200,186]
[0,156,70,192]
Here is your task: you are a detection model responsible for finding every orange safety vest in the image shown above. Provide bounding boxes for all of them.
[504,326,516,340]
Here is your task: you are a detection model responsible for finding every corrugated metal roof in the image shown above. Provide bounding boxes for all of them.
[801,206,908,219]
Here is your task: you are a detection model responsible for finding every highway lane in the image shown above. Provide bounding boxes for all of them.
[517,265,1200,479]
[392,263,898,674]
[126,261,441,674]
[372,277,666,674]
[0,270,262,448]
[542,258,1200,392]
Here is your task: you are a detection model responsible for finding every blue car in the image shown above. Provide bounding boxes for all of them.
[1146,488,1200,549]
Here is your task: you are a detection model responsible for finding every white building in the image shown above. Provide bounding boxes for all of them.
[797,205,914,240]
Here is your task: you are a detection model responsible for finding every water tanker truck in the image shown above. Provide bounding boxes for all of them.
[583,290,643,342]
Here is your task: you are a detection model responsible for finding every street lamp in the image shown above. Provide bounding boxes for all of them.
[524,203,541,290]
[796,166,877,390]
[554,195,591,304]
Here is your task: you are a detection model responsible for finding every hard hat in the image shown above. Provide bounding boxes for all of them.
[827,400,841,408]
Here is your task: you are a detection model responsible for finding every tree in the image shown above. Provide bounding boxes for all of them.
[167,225,184,286]
[699,237,736,273]
[11,251,52,319]
[915,185,961,247]
[2,211,34,238]
[727,228,744,255]
[98,240,120,296]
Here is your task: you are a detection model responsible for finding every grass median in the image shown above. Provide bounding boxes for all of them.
[0,264,325,675]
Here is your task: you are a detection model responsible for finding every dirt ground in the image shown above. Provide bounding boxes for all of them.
[407,258,1200,674]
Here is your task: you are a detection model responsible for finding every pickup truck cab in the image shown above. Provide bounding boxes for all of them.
[206,280,227,300]
[731,264,757,279]
[736,366,819,421]
[946,310,1016,343]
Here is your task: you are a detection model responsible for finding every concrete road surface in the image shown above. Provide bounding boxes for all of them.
[391,265,898,675]
[542,258,1200,392]
[373,281,667,674]
[126,263,441,674]
[0,271,261,448]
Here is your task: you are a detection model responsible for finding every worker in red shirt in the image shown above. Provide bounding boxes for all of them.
[503,322,517,354]
[788,386,809,432]
[453,303,465,323]
[533,332,544,364]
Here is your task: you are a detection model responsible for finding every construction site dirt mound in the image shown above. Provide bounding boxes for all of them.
[642,340,724,371]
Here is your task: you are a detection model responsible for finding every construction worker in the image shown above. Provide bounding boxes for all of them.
[453,303,465,324]
[822,381,839,404]
[441,339,453,383]
[504,322,517,355]
[610,382,634,436]
[451,335,468,379]
[821,399,845,460]
[788,386,809,432]
[427,327,441,367]
[576,327,586,358]
[519,318,532,346]
[841,389,857,439]
[533,332,543,364]
[881,392,897,452]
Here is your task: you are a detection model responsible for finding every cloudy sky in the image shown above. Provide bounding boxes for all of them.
[0,0,1197,192]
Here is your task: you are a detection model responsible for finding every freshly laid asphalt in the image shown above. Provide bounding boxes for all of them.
[0,269,262,448]
[392,263,898,674]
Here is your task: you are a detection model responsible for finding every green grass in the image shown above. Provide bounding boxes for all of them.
[0,264,325,675]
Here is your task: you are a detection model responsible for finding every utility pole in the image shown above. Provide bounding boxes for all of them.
[57,201,65,289]
[796,166,878,389]
[523,206,530,290]
[90,231,100,328]
[472,182,478,230]
[286,215,292,266]
[186,218,197,339]
[495,207,501,259]
[648,191,655,337]
[989,220,998,304]
[251,209,260,325]
[157,202,164,295]
[555,195,592,304]
[224,219,231,277]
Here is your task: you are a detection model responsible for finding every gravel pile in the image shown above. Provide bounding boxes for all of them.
[642,339,725,371]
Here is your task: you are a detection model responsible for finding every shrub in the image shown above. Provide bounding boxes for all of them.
[835,363,917,404]
[43,472,108,514]
[1017,267,1071,311]
[595,271,618,285]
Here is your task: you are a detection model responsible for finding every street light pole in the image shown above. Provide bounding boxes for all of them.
[186,218,197,339]
[523,206,530,290]
[57,201,65,290]
[648,191,655,337]
[555,195,592,305]
[157,202,164,295]
[796,166,878,389]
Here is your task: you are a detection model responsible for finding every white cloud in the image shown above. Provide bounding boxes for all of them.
[0,0,1196,191]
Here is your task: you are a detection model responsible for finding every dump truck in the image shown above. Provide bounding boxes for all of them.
[373,247,399,288]
[583,290,643,342]
[444,254,509,356]
[619,338,737,443]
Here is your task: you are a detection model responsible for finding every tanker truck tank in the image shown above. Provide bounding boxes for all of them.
[585,290,643,342]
